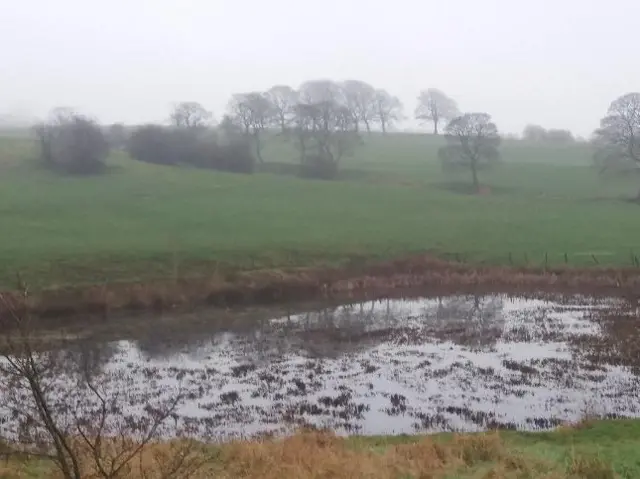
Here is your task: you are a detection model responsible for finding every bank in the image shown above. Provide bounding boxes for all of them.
[2,255,640,319]
[5,419,640,478]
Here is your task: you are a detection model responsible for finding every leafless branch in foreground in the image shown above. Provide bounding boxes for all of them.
[0,290,211,479]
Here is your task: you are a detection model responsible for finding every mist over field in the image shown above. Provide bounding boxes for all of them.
[2,0,640,136]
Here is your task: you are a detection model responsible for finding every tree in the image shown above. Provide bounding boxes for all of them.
[227,92,272,163]
[373,89,403,134]
[545,129,574,144]
[415,88,459,135]
[291,80,360,179]
[170,102,212,128]
[217,114,244,142]
[106,123,128,149]
[593,92,640,199]
[227,95,253,135]
[264,85,298,133]
[34,109,110,175]
[341,80,376,133]
[523,124,574,144]
[438,113,501,192]
[522,124,547,142]
[0,291,210,479]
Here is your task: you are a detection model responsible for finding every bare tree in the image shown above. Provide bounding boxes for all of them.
[522,124,547,142]
[170,102,212,129]
[593,92,640,198]
[523,124,574,144]
[415,88,459,135]
[291,80,360,178]
[0,292,209,479]
[438,113,501,192]
[298,80,345,110]
[373,89,403,134]
[227,95,253,135]
[341,80,376,133]
[264,85,298,133]
[227,92,272,163]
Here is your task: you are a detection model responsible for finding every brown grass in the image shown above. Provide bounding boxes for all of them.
[210,430,549,479]
[567,454,616,479]
[2,429,623,479]
[2,254,640,319]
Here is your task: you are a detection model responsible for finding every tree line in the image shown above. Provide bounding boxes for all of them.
[30,82,640,197]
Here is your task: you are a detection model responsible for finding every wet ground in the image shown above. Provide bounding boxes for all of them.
[2,294,640,439]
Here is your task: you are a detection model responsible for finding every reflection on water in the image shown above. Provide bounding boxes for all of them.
[3,295,640,438]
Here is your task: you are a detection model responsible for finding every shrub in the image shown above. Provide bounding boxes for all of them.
[106,123,129,149]
[127,125,256,173]
[35,114,109,175]
[127,124,178,165]
[300,153,339,180]
[213,140,256,173]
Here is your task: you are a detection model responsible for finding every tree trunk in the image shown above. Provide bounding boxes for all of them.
[363,118,371,134]
[255,133,264,163]
[471,159,479,193]
[381,118,387,134]
[433,119,439,135]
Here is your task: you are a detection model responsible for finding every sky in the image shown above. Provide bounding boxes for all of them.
[1,0,639,136]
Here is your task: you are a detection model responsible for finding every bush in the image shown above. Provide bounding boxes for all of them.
[127,125,255,173]
[213,140,256,173]
[300,153,339,180]
[35,114,109,175]
[126,125,178,165]
[106,123,129,149]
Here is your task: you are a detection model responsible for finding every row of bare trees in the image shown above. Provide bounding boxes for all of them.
[218,80,404,177]
[224,81,403,137]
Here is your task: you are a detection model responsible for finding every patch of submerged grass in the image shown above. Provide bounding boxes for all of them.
[7,420,640,478]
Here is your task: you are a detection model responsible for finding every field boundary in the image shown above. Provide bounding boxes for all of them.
[2,255,640,319]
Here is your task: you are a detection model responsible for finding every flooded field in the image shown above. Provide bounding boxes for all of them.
[2,294,640,439]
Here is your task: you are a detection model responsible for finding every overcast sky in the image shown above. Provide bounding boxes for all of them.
[2,0,638,135]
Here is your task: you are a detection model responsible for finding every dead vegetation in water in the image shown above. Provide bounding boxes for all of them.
[1,255,640,318]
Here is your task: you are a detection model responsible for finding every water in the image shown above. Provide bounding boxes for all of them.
[2,294,640,439]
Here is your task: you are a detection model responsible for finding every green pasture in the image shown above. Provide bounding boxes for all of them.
[0,132,638,288]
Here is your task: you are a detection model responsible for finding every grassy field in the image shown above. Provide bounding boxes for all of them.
[1,132,639,289]
[6,420,640,478]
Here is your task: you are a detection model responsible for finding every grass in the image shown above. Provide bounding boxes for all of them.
[5,420,640,478]
[0,133,639,289]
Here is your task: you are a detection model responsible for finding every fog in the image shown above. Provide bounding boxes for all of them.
[2,0,638,135]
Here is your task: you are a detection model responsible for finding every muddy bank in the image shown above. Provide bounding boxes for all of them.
[2,255,640,318]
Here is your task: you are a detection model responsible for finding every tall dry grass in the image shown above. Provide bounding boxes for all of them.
[2,429,621,478]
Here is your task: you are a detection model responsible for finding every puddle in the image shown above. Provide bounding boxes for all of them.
[1,294,639,439]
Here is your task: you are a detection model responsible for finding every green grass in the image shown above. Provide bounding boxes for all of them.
[0,133,639,289]
[350,420,640,478]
